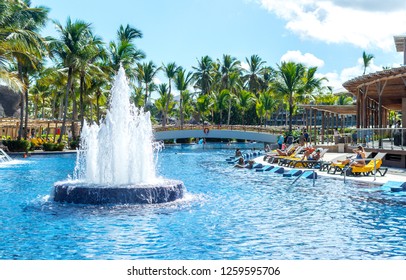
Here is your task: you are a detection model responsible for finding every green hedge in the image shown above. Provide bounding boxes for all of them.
[69,139,80,150]
[43,143,65,151]
[2,139,31,152]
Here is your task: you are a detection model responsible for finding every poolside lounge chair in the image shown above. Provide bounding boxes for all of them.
[289,148,329,169]
[263,144,294,161]
[269,145,303,164]
[327,152,372,174]
[346,152,388,176]
[319,153,351,172]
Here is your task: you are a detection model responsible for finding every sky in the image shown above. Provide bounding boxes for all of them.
[30,0,406,93]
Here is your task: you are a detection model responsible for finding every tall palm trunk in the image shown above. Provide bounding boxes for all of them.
[163,96,168,128]
[144,83,149,111]
[17,64,24,140]
[34,95,39,119]
[179,92,183,129]
[41,96,45,118]
[59,67,73,144]
[58,96,63,119]
[289,93,293,133]
[227,98,232,125]
[24,83,29,139]
[80,74,85,130]
[163,80,172,127]
[71,81,78,140]
[96,90,101,125]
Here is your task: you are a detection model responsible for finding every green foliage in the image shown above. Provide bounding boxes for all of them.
[2,139,31,152]
[43,143,65,151]
[69,139,80,150]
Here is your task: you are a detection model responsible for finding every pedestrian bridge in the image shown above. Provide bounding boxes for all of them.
[153,125,279,144]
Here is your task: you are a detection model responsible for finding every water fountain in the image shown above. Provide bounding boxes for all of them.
[53,67,185,204]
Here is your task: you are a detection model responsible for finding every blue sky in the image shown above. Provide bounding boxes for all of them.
[31,0,406,92]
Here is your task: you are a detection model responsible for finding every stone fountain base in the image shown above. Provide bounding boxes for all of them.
[53,179,185,204]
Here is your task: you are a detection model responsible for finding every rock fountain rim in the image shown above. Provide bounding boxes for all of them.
[54,178,183,189]
[53,179,185,205]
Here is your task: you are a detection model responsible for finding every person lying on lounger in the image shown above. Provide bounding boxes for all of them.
[337,145,366,167]
[301,145,316,160]
[306,148,321,161]
[275,144,298,156]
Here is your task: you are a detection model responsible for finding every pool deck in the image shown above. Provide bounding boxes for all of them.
[254,152,406,186]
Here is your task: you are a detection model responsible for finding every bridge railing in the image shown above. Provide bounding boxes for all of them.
[153,124,285,134]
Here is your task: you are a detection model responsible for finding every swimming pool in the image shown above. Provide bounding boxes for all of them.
[1,146,406,260]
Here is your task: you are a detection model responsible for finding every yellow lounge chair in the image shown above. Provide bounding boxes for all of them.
[349,153,388,176]
[327,152,372,174]
[270,146,304,164]
[263,144,295,162]
[289,148,329,168]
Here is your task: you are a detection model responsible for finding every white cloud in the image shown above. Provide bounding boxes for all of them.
[280,50,325,67]
[333,0,406,12]
[318,72,344,92]
[259,0,406,50]
[321,57,383,92]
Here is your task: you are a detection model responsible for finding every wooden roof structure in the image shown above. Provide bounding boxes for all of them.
[394,35,406,52]
[342,66,406,111]
[300,104,357,115]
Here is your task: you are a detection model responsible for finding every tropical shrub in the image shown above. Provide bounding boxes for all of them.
[69,139,80,150]
[42,143,65,151]
[2,140,31,152]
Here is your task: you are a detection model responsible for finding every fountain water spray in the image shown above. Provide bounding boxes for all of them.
[53,66,185,204]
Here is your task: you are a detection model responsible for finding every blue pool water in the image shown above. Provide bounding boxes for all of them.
[1,146,406,260]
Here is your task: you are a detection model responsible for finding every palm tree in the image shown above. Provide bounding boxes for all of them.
[242,54,266,95]
[77,33,106,130]
[258,90,278,127]
[217,55,241,125]
[236,90,256,126]
[226,71,241,125]
[49,17,93,143]
[1,0,49,139]
[219,54,240,90]
[136,61,160,111]
[302,67,327,95]
[196,94,211,124]
[193,55,213,96]
[108,24,145,79]
[117,24,143,42]
[335,93,353,105]
[89,78,109,124]
[155,83,175,125]
[180,89,194,125]
[213,89,230,125]
[174,67,193,128]
[362,51,374,75]
[162,62,179,126]
[130,86,145,109]
[273,61,306,133]
[256,100,265,126]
